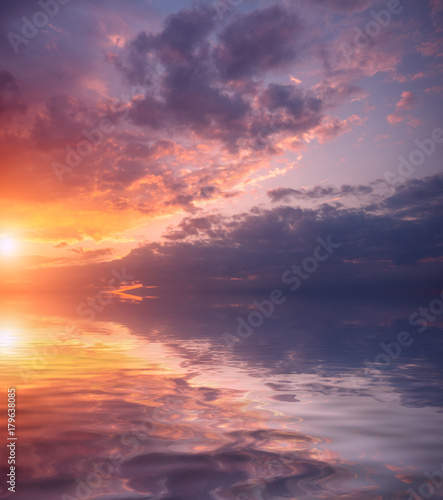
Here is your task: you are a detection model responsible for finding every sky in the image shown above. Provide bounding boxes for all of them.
[0,0,442,298]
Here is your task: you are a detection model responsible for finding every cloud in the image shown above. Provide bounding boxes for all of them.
[387,91,417,125]
[215,5,301,81]
[267,183,373,202]
[307,0,372,12]
[430,0,443,32]
[21,174,443,299]
[0,70,26,116]
[417,39,443,57]
[164,214,228,241]
[309,114,364,143]
[68,247,115,261]
[31,94,100,150]
[0,1,441,248]
[395,91,417,110]
[381,174,443,219]
[425,84,443,94]
[113,6,216,86]
[118,6,323,154]
[129,174,442,292]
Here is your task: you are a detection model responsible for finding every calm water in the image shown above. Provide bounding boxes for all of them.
[1,295,443,500]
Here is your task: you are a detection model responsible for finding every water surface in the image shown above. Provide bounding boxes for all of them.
[1,295,443,500]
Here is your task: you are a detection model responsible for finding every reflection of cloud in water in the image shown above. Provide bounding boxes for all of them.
[1,366,380,500]
[2,297,443,499]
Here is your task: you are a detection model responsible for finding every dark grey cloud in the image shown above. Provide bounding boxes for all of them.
[268,183,373,202]
[151,6,216,62]
[113,4,323,152]
[130,174,442,290]
[164,214,228,240]
[307,0,372,12]
[215,4,301,81]
[114,6,215,86]
[262,83,322,116]
[28,174,443,300]
[382,174,443,218]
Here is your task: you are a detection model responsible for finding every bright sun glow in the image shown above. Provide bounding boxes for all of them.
[0,237,16,256]
[0,331,18,352]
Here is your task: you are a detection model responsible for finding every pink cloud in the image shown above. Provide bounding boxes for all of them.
[425,84,443,95]
[313,114,365,144]
[417,39,443,57]
[387,91,418,125]
[431,0,443,32]
[396,91,416,110]
[407,118,423,129]
[387,113,405,125]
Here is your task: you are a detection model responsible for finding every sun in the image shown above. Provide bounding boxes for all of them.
[0,331,18,353]
[0,237,16,256]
